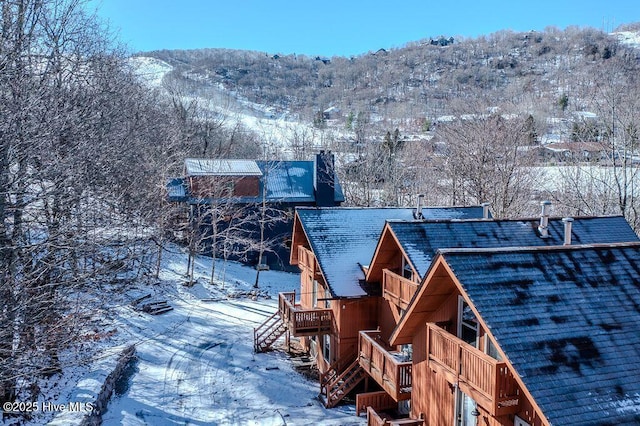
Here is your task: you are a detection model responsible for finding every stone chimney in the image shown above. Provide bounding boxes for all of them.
[315,151,335,207]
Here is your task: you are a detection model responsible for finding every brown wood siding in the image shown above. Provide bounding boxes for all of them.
[189,175,260,198]
[333,297,378,362]
[378,298,401,341]
[234,176,260,196]
[410,326,429,420]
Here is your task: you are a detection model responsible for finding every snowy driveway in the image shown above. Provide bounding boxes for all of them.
[101,256,363,426]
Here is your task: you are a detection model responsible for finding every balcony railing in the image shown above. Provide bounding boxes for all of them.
[366,407,424,426]
[278,292,333,337]
[382,269,418,311]
[359,330,412,401]
[426,323,521,416]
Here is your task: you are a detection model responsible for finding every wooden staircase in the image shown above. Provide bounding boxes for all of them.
[320,357,366,408]
[254,310,288,353]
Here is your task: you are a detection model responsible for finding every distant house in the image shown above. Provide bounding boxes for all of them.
[391,242,640,425]
[539,141,607,162]
[167,151,344,270]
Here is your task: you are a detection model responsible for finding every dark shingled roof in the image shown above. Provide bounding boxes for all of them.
[388,216,639,278]
[441,244,640,426]
[296,206,486,297]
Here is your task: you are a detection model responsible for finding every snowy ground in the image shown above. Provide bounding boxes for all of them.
[89,246,364,425]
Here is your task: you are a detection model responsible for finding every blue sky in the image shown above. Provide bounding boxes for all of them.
[88,0,639,57]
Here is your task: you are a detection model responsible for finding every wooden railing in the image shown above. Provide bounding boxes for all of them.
[356,391,396,417]
[278,292,333,337]
[382,269,418,311]
[366,407,424,426]
[426,323,520,416]
[359,330,412,401]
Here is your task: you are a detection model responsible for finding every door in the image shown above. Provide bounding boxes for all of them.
[455,390,478,426]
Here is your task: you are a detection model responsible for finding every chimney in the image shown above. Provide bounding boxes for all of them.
[314,151,335,207]
[562,217,574,245]
[414,194,425,219]
[481,202,491,220]
[538,200,552,238]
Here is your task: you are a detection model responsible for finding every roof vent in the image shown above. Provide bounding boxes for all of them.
[414,194,425,220]
[538,200,552,238]
[481,202,491,220]
[562,217,574,245]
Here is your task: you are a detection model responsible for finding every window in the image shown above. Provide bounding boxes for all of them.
[514,416,530,426]
[312,278,318,307]
[323,334,331,361]
[401,256,413,280]
[458,297,479,348]
[485,336,502,361]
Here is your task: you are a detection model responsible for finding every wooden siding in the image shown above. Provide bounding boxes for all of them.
[188,175,260,198]
[356,391,397,417]
[332,297,378,364]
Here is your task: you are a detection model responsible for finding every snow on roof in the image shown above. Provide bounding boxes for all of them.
[185,158,263,177]
[443,243,640,425]
[388,216,638,279]
[297,206,485,298]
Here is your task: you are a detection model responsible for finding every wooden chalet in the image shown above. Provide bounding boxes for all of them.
[254,205,489,410]
[389,243,640,426]
[254,201,640,424]
[359,213,638,423]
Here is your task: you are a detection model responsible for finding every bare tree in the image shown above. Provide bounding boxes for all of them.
[434,103,539,217]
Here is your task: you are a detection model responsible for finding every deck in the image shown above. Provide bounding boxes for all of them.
[426,323,521,416]
[278,292,333,337]
[359,330,412,401]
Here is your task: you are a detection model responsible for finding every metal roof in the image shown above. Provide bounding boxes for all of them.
[387,216,639,278]
[184,159,263,176]
[256,160,345,203]
[296,206,486,298]
[442,244,640,425]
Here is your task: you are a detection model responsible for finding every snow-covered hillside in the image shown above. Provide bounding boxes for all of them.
[129,55,338,160]
[613,31,640,49]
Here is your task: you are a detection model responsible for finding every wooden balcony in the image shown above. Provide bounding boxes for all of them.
[382,269,418,311]
[359,330,412,401]
[278,292,333,337]
[426,323,521,417]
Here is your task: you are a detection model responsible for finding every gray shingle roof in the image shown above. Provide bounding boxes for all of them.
[389,216,639,278]
[296,206,486,297]
[442,244,640,426]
